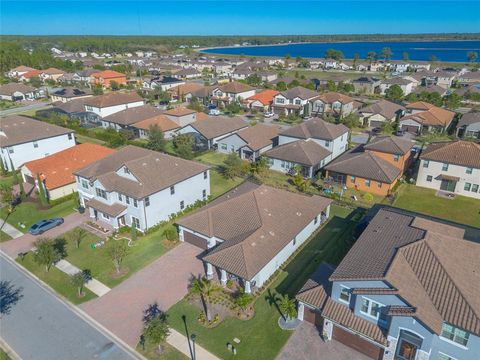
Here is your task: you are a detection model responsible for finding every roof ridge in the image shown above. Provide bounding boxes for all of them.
[368,152,395,181]
[300,140,316,164]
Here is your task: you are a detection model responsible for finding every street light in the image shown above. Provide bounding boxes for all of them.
[190,334,197,360]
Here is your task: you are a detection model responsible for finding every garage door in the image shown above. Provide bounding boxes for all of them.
[369,120,384,128]
[304,307,323,326]
[332,326,384,360]
[401,124,419,134]
[183,231,208,249]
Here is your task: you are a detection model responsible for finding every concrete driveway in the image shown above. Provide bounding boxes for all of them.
[81,242,204,347]
[277,322,371,360]
[0,212,86,258]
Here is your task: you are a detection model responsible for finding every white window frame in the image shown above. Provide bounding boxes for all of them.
[440,323,469,348]
[338,285,350,304]
[360,297,385,322]
[131,216,140,229]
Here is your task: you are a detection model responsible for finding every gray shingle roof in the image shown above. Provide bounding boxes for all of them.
[279,86,318,100]
[189,116,248,139]
[363,136,414,155]
[265,139,331,166]
[280,118,349,141]
[102,105,163,126]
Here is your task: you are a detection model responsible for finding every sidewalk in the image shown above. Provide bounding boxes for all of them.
[167,329,220,360]
[0,219,24,239]
[55,259,111,297]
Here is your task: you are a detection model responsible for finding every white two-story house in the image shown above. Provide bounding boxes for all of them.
[416,140,480,199]
[210,81,255,107]
[271,86,318,117]
[83,92,145,118]
[74,145,210,231]
[0,115,75,171]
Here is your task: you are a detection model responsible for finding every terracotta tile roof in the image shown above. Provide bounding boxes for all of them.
[363,136,414,155]
[421,140,480,169]
[217,81,254,94]
[386,306,416,316]
[0,115,74,147]
[247,89,279,105]
[325,151,401,184]
[188,116,248,139]
[41,67,65,75]
[195,112,209,122]
[296,264,335,308]
[23,144,115,190]
[178,185,332,280]
[313,91,354,105]
[278,86,318,100]
[235,124,281,151]
[406,101,435,111]
[91,70,126,79]
[86,198,127,217]
[281,118,349,141]
[359,100,405,120]
[132,114,180,132]
[0,83,36,96]
[22,69,43,79]
[75,145,209,199]
[265,139,331,166]
[322,298,388,346]
[351,288,399,295]
[84,92,143,108]
[103,105,163,126]
[168,82,205,95]
[12,66,35,72]
[163,107,196,117]
[403,102,455,127]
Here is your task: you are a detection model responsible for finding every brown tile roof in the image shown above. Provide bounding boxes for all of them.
[420,140,480,169]
[278,86,318,100]
[86,198,127,217]
[313,91,354,105]
[163,107,196,117]
[41,67,66,75]
[0,115,74,147]
[131,114,180,132]
[296,264,335,309]
[168,83,205,95]
[189,116,248,139]
[359,100,405,120]
[403,102,455,127]
[265,139,331,166]
[84,92,143,108]
[363,136,414,155]
[12,66,35,72]
[281,118,349,141]
[178,185,332,280]
[23,144,115,190]
[235,124,281,151]
[218,81,254,94]
[0,83,36,96]
[325,151,401,184]
[103,105,163,126]
[75,145,209,199]
[322,299,388,346]
[386,306,416,316]
[331,207,480,336]
[351,288,399,295]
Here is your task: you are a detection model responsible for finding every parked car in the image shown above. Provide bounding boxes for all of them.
[28,218,64,235]
[264,111,274,118]
[395,129,406,137]
[209,109,221,116]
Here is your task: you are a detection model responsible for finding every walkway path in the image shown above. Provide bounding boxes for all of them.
[0,101,50,116]
[167,329,220,360]
[0,220,24,239]
[55,259,111,297]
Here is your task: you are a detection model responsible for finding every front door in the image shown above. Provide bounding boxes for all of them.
[93,209,98,220]
[396,339,417,360]
[440,180,456,192]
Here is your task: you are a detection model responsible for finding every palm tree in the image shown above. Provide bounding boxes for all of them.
[279,295,297,322]
[189,276,219,322]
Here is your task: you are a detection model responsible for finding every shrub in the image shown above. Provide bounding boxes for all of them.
[163,227,178,241]
[363,193,374,202]
[226,279,234,289]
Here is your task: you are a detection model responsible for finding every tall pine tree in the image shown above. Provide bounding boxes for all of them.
[36,173,49,207]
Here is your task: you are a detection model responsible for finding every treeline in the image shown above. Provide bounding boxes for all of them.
[1,33,479,54]
[0,42,83,74]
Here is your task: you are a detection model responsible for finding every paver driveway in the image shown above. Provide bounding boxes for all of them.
[277,322,371,360]
[81,242,204,347]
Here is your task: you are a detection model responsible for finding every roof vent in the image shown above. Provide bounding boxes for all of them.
[251,242,256,247]
[296,212,302,216]
[155,158,160,162]
[142,162,147,166]
[269,231,275,236]
[260,235,265,239]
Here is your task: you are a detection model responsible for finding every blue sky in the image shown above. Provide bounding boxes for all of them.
[1,1,479,35]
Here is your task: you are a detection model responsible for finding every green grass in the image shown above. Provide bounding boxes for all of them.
[283,69,366,81]
[0,348,11,360]
[0,230,12,242]
[392,184,480,227]
[0,199,77,232]
[209,170,244,199]
[61,227,173,288]
[195,151,230,167]
[167,205,364,360]
[76,133,107,145]
[0,173,15,188]
[16,252,97,305]
[137,342,189,360]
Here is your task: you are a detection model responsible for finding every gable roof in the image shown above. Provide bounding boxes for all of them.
[0,115,73,147]
[280,117,349,141]
[265,139,331,166]
[218,81,254,94]
[74,145,209,199]
[23,144,115,190]
[363,136,414,155]
[296,263,335,309]
[313,91,354,104]
[163,107,196,117]
[325,151,401,183]
[102,105,163,126]
[51,87,93,98]
[84,92,143,108]
[177,185,332,280]
[402,103,455,127]
[420,140,480,169]
[235,124,281,151]
[131,114,180,132]
[0,83,36,96]
[188,116,247,139]
[278,86,318,100]
[359,99,405,120]
[457,112,480,128]
[247,89,279,105]
[91,70,126,79]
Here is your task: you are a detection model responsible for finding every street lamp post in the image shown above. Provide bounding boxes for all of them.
[190,334,196,360]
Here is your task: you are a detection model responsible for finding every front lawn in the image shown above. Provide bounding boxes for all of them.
[0,230,12,242]
[75,133,107,146]
[167,205,364,360]
[0,199,77,232]
[137,342,188,360]
[16,252,97,305]
[195,151,230,167]
[209,170,244,199]
[392,184,480,227]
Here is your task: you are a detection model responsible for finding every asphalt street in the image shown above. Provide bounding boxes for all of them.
[0,253,139,360]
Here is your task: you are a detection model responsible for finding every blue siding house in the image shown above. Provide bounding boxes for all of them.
[296,206,480,360]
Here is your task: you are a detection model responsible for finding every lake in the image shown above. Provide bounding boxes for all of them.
[201,40,480,62]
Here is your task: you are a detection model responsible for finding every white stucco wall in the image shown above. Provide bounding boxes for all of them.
[85,100,144,118]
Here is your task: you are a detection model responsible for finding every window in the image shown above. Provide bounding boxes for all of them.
[350,176,356,183]
[126,196,130,205]
[170,186,175,195]
[360,298,384,320]
[423,160,429,168]
[377,182,382,188]
[8,148,14,154]
[68,133,73,140]
[33,141,38,148]
[464,183,472,191]
[131,216,140,229]
[393,154,399,162]
[221,143,227,150]
[276,97,285,104]
[202,189,207,199]
[281,160,286,168]
[314,216,318,225]
[466,167,473,175]
[267,158,274,166]
[325,140,330,147]
[145,197,150,207]
[472,184,479,193]
[180,201,185,210]
[438,353,456,360]
[339,286,350,303]
[204,171,208,179]
[102,212,110,220]
[124,167,130,174]
[442,163,449,171]
[293,237,297,245]
[441,323,469,347]
[133,199,138,207]
[95,188,107,199]
[427,175,433,182]
[118,193,123,201]
[365,179,371,187]
[81,179,89,189]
